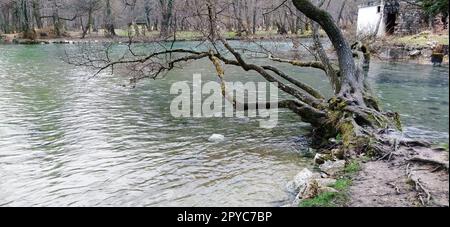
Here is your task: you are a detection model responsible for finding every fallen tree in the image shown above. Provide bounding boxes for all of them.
[69,0,449,207]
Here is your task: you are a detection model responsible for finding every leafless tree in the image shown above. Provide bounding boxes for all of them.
[75,0,102,38]
[66,0,436,165]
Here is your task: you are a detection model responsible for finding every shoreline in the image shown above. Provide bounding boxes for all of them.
[1,36,448,66]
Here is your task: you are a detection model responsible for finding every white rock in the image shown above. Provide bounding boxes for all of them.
[320,160,346,177]
[409,50,421,56]
[314,153,327,165]
[292,168,314,192]
[315,178,337,188]
[208,134,225,142]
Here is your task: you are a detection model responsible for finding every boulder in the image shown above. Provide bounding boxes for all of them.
[409,50,421,57]
[314,153,327,165]
[315,178,337,188]
[320,160,346,177]
[292,168,314,192]
[208,134,225,142]
[331,148,345,160]
[294,179,339,204]
[290,169,340,206]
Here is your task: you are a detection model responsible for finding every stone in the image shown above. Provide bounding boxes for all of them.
[331,149,345,160]
[208,134,225,142]
[320,160,346,177]
[314,154,327,165]
[319,186,339,194]
[292,168,314,192]
[409,50,421,57]
[315,178,337,188]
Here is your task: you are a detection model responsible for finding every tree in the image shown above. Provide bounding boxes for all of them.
[73,0,400,153]
[75,0,102,38]
[104,0,116,37]
[31,0,42,29]
[66,0,448,206]
[418,0,449,29]
[159,0,174,37]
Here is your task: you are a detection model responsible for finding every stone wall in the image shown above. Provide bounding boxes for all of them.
[395,1,427,35]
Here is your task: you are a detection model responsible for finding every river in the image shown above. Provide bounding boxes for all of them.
[0,43,448,206]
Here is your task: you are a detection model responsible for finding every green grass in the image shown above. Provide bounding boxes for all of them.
[391,32,449,46]
[433,143,449,152]
[332,179,352,191]
[299,192,338,207]
[300,160,362,207]
[344,160,361,174]
[299,178,353,207]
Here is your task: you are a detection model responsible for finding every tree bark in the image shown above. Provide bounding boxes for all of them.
[104,0,116,37]
[159,0,174,37]
[32,0,42,29]
[81,9,93,39]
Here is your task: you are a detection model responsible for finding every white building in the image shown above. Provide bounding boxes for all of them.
[357,0,400,37]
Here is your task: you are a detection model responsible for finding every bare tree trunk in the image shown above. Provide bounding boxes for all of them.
[252,1,257,35]
[104,0,116,37]
[337,0,347,26]
[31,0,42,29]
[159,0,174,37]
[51,1,64,37]
[144,0,152,32]
[81,9,93,39]
[19,0,34,39]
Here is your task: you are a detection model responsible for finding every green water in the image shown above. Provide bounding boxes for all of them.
[0,43,448,207]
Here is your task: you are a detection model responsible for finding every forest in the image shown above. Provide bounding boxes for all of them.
[0,0,446,40]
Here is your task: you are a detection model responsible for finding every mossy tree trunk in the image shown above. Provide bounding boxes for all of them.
[289,0,403,157]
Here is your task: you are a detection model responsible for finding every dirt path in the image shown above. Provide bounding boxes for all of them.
[348,146,449,207]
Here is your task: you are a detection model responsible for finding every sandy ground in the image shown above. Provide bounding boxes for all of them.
[349,147,449,207]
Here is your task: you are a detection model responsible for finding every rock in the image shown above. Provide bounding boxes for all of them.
[314,154,327,165]
[208,134,225,142]
[315,178,337,188]
[292,168,314,192]
[331,149,345,160]
[320,160,346,177]
[409,50,421,57]
[290,169,341,206]
[314,153,334,165]
[319,186,338,194]
[294,178,339,204]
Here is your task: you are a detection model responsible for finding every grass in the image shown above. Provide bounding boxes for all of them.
[433,143,449,152]
[344,160,361,174]
[299,179,352,207]
[332,178,352,191]
[299,160,362,207]
[390,31,449,46]
[112,28,315,40]
[299,192,339,207]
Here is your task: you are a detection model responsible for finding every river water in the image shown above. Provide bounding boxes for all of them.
[0,43,448,207]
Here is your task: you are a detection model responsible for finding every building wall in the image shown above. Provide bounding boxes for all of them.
[357,4,385,37]
[395,2,426,35]
[357,0,431,37]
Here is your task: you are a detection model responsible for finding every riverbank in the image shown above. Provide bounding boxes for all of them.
[0,30,316,45]
[289,142,449,207]
[371,31,449,65]
[2,32,448,67]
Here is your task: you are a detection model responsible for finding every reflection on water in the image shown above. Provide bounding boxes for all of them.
[0,44,448,207]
